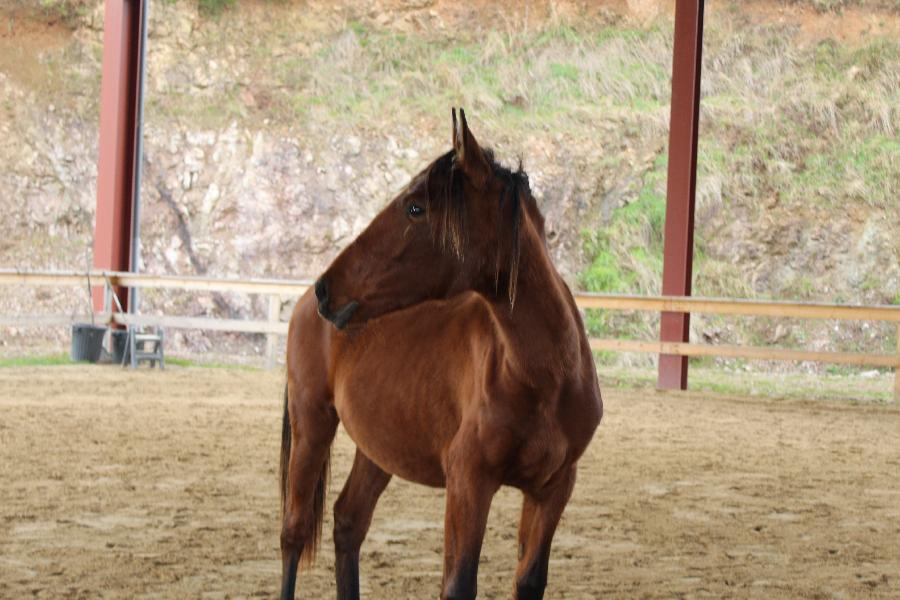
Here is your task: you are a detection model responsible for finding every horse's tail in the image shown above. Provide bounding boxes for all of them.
[279,384,291,516]
[279,383,330,566]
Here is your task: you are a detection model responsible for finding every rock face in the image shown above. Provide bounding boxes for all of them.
[139,121,423,280]
[1,0,897,362]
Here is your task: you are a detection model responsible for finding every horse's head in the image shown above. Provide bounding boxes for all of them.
[316,108,532,329]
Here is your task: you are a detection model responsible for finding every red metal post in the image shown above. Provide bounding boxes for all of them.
[658,0,705,390]
[92,0,145,313]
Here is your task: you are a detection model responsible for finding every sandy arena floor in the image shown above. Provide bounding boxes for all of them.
[1,366,898,599]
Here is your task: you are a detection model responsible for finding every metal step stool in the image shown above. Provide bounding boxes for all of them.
[128,327,165,369]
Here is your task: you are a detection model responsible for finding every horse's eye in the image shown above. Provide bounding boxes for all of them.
[406,203,425,218]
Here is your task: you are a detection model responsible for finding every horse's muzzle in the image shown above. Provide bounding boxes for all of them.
[315,278,359,330]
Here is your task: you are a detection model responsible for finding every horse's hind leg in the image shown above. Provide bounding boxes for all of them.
[280,385,338,600]
[333,449,392,600]
[513,466,577,600]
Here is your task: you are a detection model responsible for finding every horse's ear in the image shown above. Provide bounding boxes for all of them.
[452,107,491,188]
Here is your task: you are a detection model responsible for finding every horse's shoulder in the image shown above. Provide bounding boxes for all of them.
[452,292,508,340]
[456,290,491,310]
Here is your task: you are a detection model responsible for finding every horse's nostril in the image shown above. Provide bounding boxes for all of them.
[314,278,328,304]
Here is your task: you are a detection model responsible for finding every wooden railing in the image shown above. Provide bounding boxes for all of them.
[1,269,898,400]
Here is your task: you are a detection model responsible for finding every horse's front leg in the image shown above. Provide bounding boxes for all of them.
[440,440,501,600]
[513,465,577,600]
[333,448,392,600]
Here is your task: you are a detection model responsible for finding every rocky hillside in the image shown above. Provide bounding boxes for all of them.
[1,0,897,365]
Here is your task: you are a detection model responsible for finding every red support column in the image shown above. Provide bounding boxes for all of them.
[658,0,705,390]
[92,0,145,313]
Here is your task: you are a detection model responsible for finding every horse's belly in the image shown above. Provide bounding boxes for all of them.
[335,390,450,488]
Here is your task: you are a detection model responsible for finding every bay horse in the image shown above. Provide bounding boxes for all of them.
[279,109,602,600]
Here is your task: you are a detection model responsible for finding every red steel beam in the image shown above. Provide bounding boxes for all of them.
[92,0,145,314]
[658,0,705,390]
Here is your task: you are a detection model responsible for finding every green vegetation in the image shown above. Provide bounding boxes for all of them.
[0,354,260,370]
[565,22,898,351]
[579,152,669,338]
[550,63,580,82]
[164,356,260,370]
[0,354,73,367]
[25,0,273,20]
[198,0,236,17]
[32,0,93,24]
[600,364,895,404]
[793,135,899,207]
[193,22,677,130]
[791,0,900,13]
[581,247,626,292]
[11,1,896,372]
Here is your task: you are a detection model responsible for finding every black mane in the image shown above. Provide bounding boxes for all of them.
[425,148,532,307]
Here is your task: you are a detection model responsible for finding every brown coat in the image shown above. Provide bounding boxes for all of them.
[280,109,602,600]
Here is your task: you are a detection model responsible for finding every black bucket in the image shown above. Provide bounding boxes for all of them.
[71,323,107,363]
[110,329,130,364]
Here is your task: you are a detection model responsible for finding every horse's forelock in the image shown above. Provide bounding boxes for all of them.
[424,148,532,308]
[425,150,467,258]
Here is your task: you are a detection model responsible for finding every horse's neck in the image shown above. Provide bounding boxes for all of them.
[489,219,581,376]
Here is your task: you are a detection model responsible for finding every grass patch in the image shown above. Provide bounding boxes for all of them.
[26,0,94,26]
[165,356,260,371]
[794,135,899,207]
[193,16,675,130]
[0,354,261,370]
[580,243,630,293]
[599,364,895,403]
[198,0,235,16]
[0,354,74,368]
[619,187,666,237]
[550,62,580,81]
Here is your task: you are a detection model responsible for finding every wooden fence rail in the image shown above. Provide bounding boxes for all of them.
[1,269,898,400]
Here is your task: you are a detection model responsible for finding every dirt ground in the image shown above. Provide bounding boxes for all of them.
[1,366,898,599]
